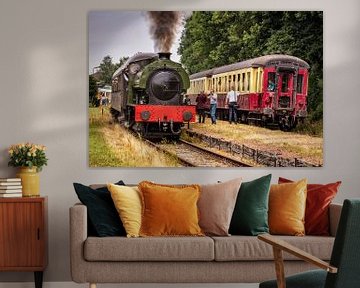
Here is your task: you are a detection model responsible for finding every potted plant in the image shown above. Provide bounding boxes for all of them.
[8,143,48,197]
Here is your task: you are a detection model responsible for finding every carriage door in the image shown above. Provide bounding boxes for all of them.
[277,71,294,109]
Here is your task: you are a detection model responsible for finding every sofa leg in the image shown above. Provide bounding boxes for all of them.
[89,283,96,288]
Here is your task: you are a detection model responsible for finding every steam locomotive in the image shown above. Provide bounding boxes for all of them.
[110,52,195,138]
[187,54,310,130]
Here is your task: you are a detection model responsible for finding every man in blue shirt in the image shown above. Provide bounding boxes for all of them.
[208,90,217,124]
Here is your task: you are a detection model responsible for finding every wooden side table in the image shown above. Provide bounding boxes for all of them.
[0,197,48,288]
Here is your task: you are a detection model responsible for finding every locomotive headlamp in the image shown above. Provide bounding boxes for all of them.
[183,111,193,122]
[140,111,151,121]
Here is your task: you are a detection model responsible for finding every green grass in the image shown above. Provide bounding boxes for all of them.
[294,119,323,137]
[188,119,323,164]
[89,107,126,167]
[89,121,124,167]
[88,107,180,167]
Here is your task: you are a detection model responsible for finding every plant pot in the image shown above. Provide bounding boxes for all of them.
[16,167,40,197]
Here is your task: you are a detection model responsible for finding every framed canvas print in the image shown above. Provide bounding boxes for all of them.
[88,11,323,168]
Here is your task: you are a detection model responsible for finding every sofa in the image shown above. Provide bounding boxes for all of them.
[70,201,342,287]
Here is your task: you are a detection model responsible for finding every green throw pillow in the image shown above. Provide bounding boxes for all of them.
[229,174,272,236]
[73,181,127,237]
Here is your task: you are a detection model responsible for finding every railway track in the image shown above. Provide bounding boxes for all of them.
[146,138,251,167]
[124,124,251,167]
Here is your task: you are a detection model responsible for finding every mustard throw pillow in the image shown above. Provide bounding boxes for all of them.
[269,179,307,236]
[138,181,203,237]
[107,183,142,238]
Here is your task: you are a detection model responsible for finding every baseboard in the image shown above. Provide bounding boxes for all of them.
[0,282,259,288]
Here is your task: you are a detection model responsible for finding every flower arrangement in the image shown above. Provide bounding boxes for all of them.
[8,143,48,172]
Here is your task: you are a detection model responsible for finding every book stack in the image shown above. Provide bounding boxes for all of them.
[0,178,22,197]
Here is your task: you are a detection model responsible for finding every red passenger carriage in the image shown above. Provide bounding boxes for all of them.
[188,54,310,130]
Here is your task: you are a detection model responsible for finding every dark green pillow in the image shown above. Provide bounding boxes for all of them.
[229,174,272,236]
[73,181,126,237]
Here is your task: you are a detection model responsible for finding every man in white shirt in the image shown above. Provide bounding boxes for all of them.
[226,86,238,124]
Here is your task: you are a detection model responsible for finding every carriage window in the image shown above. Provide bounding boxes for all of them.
[237,74,241,91]
[242,73,245,91]
[281,74,289,92]
[297,74,304,93]
[267,72,275,91]
[255,71,258,92]
[247,72,251,91]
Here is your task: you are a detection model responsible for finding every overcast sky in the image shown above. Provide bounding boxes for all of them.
[88,11,184,74]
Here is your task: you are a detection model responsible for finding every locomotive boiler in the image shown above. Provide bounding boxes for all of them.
[111,52,195,138]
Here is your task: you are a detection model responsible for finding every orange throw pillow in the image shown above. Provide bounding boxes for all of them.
[279,177,341,235]
[269,179,307,236]
[138,181,204,237]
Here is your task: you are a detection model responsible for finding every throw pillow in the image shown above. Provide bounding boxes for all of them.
[198,178,242,236]
[107,184,142,238]
[73,181,126,237]
[269,179,307,236]
[229,174,272,236]
[279,177,341,236]
[138,181,203,237]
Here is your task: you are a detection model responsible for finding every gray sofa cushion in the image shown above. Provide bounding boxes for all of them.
[84,236,214,261]
[212,236,334,261]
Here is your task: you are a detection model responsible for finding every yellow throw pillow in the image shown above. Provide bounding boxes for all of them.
[107,183,142,238]
[269,179,307,236]
[138,181,204,237]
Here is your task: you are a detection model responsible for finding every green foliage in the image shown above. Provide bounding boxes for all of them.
[99,55,116,85]
[114,56,129,71]
[89,56,129,108]
[294,119,323,137]
[179,11,323,121]
[8,143,48,172]
[89,75,98,107]
[98,56,129,86]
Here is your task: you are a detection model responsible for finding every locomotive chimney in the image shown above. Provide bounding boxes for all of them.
[147,11,182,53]
[158,52,171,60]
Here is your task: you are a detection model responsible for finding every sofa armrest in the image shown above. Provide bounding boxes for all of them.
[69,203,88,283]
[329,203,342,237]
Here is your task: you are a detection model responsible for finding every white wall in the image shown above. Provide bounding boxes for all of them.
[0,0,359,283]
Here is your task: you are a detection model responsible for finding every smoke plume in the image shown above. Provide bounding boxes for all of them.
[147,11,182,53]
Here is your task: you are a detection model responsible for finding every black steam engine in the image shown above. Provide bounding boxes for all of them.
[111,52,195,138]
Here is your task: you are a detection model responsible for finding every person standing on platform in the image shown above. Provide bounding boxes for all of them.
[195,91,207,123]
[183,94,191,105]
[208,89,217,124]
[226,86,238,124]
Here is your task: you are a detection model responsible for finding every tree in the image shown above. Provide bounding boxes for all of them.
[179,11,323,122]
[114,56,129,71]
[89,75,98,107]
[99,55,116,85]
